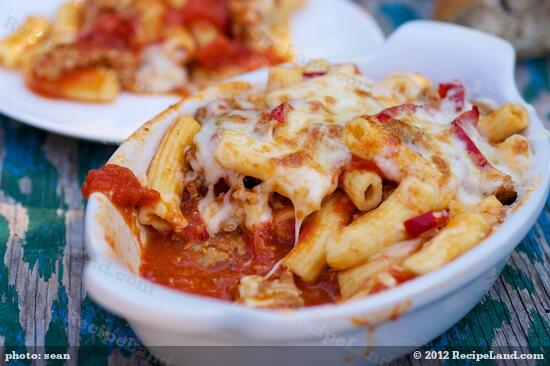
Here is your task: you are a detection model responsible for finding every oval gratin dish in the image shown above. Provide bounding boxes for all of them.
[84,21,550,365]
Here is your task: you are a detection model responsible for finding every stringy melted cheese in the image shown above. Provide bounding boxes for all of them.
[189,65,390,235]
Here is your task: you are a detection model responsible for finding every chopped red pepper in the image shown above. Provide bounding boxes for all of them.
[404,210,449,238]
[82,164,160,208]
[270,103,289,124]
[375,103,418,123]
[451,107,491,168]
[452,105,480,127]
[303,71,327,79]
[453,125,491,168]
[438,81,465,112]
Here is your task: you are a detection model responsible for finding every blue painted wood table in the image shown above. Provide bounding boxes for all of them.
[1,1,550,365]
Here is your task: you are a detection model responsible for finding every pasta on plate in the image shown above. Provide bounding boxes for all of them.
[83,60,535,309]
[0,0,303,102]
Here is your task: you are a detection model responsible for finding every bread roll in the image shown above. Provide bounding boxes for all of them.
[434,0,550,59]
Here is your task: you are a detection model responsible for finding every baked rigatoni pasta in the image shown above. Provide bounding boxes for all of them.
[283,192,354,282]
[477,104,529,142]
[326,176,447,270]
[402,196,504,275]
[214,129,341,221]
[50,1,82,45]
[498,134,532,173]
[138,115,200,232]
[0,0,304,103]
[267,66,303,91]
[0,16,50,68]
[26,68,121,103]
[83,60,537,309]
[338,239,421,299]
[341,169,383,212]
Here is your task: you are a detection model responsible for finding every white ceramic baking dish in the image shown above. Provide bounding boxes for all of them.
[84,21,550,365]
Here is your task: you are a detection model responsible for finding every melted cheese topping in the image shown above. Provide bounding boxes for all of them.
[187,64,531,237]
[189,66,387,235]
[266,66,384,123]
[394,98,522,206]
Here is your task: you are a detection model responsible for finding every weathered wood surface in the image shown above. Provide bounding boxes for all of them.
[0,1,549,365]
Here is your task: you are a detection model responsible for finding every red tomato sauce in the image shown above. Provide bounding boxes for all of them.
[81,164,159,208]
[295,270,340,307]
[180,0,230,32]
[193,36,284,71]
[164,0,284,71]
[140,198,339,306]
[78,10,137,49]
[83,165,338,306]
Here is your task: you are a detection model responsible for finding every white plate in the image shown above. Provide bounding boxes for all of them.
[0,0,384,143]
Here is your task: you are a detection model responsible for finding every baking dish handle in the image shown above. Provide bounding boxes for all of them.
[360,20,518,103]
